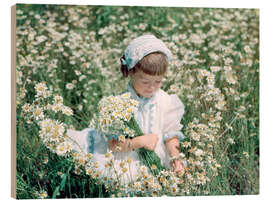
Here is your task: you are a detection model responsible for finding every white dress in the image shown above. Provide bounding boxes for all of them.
[67,82,185,184]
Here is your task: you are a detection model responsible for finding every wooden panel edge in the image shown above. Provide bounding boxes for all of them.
[11,4,17,199]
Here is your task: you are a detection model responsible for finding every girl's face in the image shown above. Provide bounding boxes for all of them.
[131,70,164,98]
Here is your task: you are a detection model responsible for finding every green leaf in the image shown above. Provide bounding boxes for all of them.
[60,174,67,190]
[52,186,60,199]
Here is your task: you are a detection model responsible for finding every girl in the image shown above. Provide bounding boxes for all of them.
[67,35,185,184]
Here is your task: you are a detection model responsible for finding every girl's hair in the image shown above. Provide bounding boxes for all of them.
[121,51,168,77]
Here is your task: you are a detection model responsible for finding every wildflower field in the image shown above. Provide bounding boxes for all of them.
[15,4,259,199]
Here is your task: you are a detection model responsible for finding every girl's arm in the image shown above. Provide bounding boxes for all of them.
[165,136,185,174]
[108,134,158,152]
[165,136,180,157]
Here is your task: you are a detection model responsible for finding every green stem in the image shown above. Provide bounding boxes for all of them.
[126,117,166,175]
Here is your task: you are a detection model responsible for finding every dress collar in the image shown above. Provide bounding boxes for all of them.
[127,80,158,106]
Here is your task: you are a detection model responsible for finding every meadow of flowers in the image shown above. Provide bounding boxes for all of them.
[15,4,259,199]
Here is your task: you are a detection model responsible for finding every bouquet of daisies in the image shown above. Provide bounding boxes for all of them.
[93,92,165,175]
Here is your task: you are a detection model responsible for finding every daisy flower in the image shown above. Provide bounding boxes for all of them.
[66,83,75,90]
[22,103,31,112]
[51,103,62,113]
[62,106,73,116]
[171,183,179,194]
[243,151,249,158]
[33,106,45,120]
[194,149,204,156]
[54,95,63,105]
[56,142,67,156]
[35,82,47,97]
[39,190,48,199]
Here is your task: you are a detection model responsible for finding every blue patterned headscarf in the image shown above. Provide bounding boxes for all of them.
[121,35,173,70]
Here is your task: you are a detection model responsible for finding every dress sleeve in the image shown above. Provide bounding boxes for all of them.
[162,94,185,143]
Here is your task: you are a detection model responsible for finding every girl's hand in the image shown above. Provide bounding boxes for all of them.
[108,133,158,152]
[171,159,185,176]
[165,136,185,176]
[108,139,129,152]
[141,133,158,151]
[108,139,116,151]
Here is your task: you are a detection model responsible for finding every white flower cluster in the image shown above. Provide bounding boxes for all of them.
[96,92,139,140]
[46,94,73,116]
[22,82,77,157]
[38,118,74,156]
[34,82,51,99]
[23,83,74,121]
